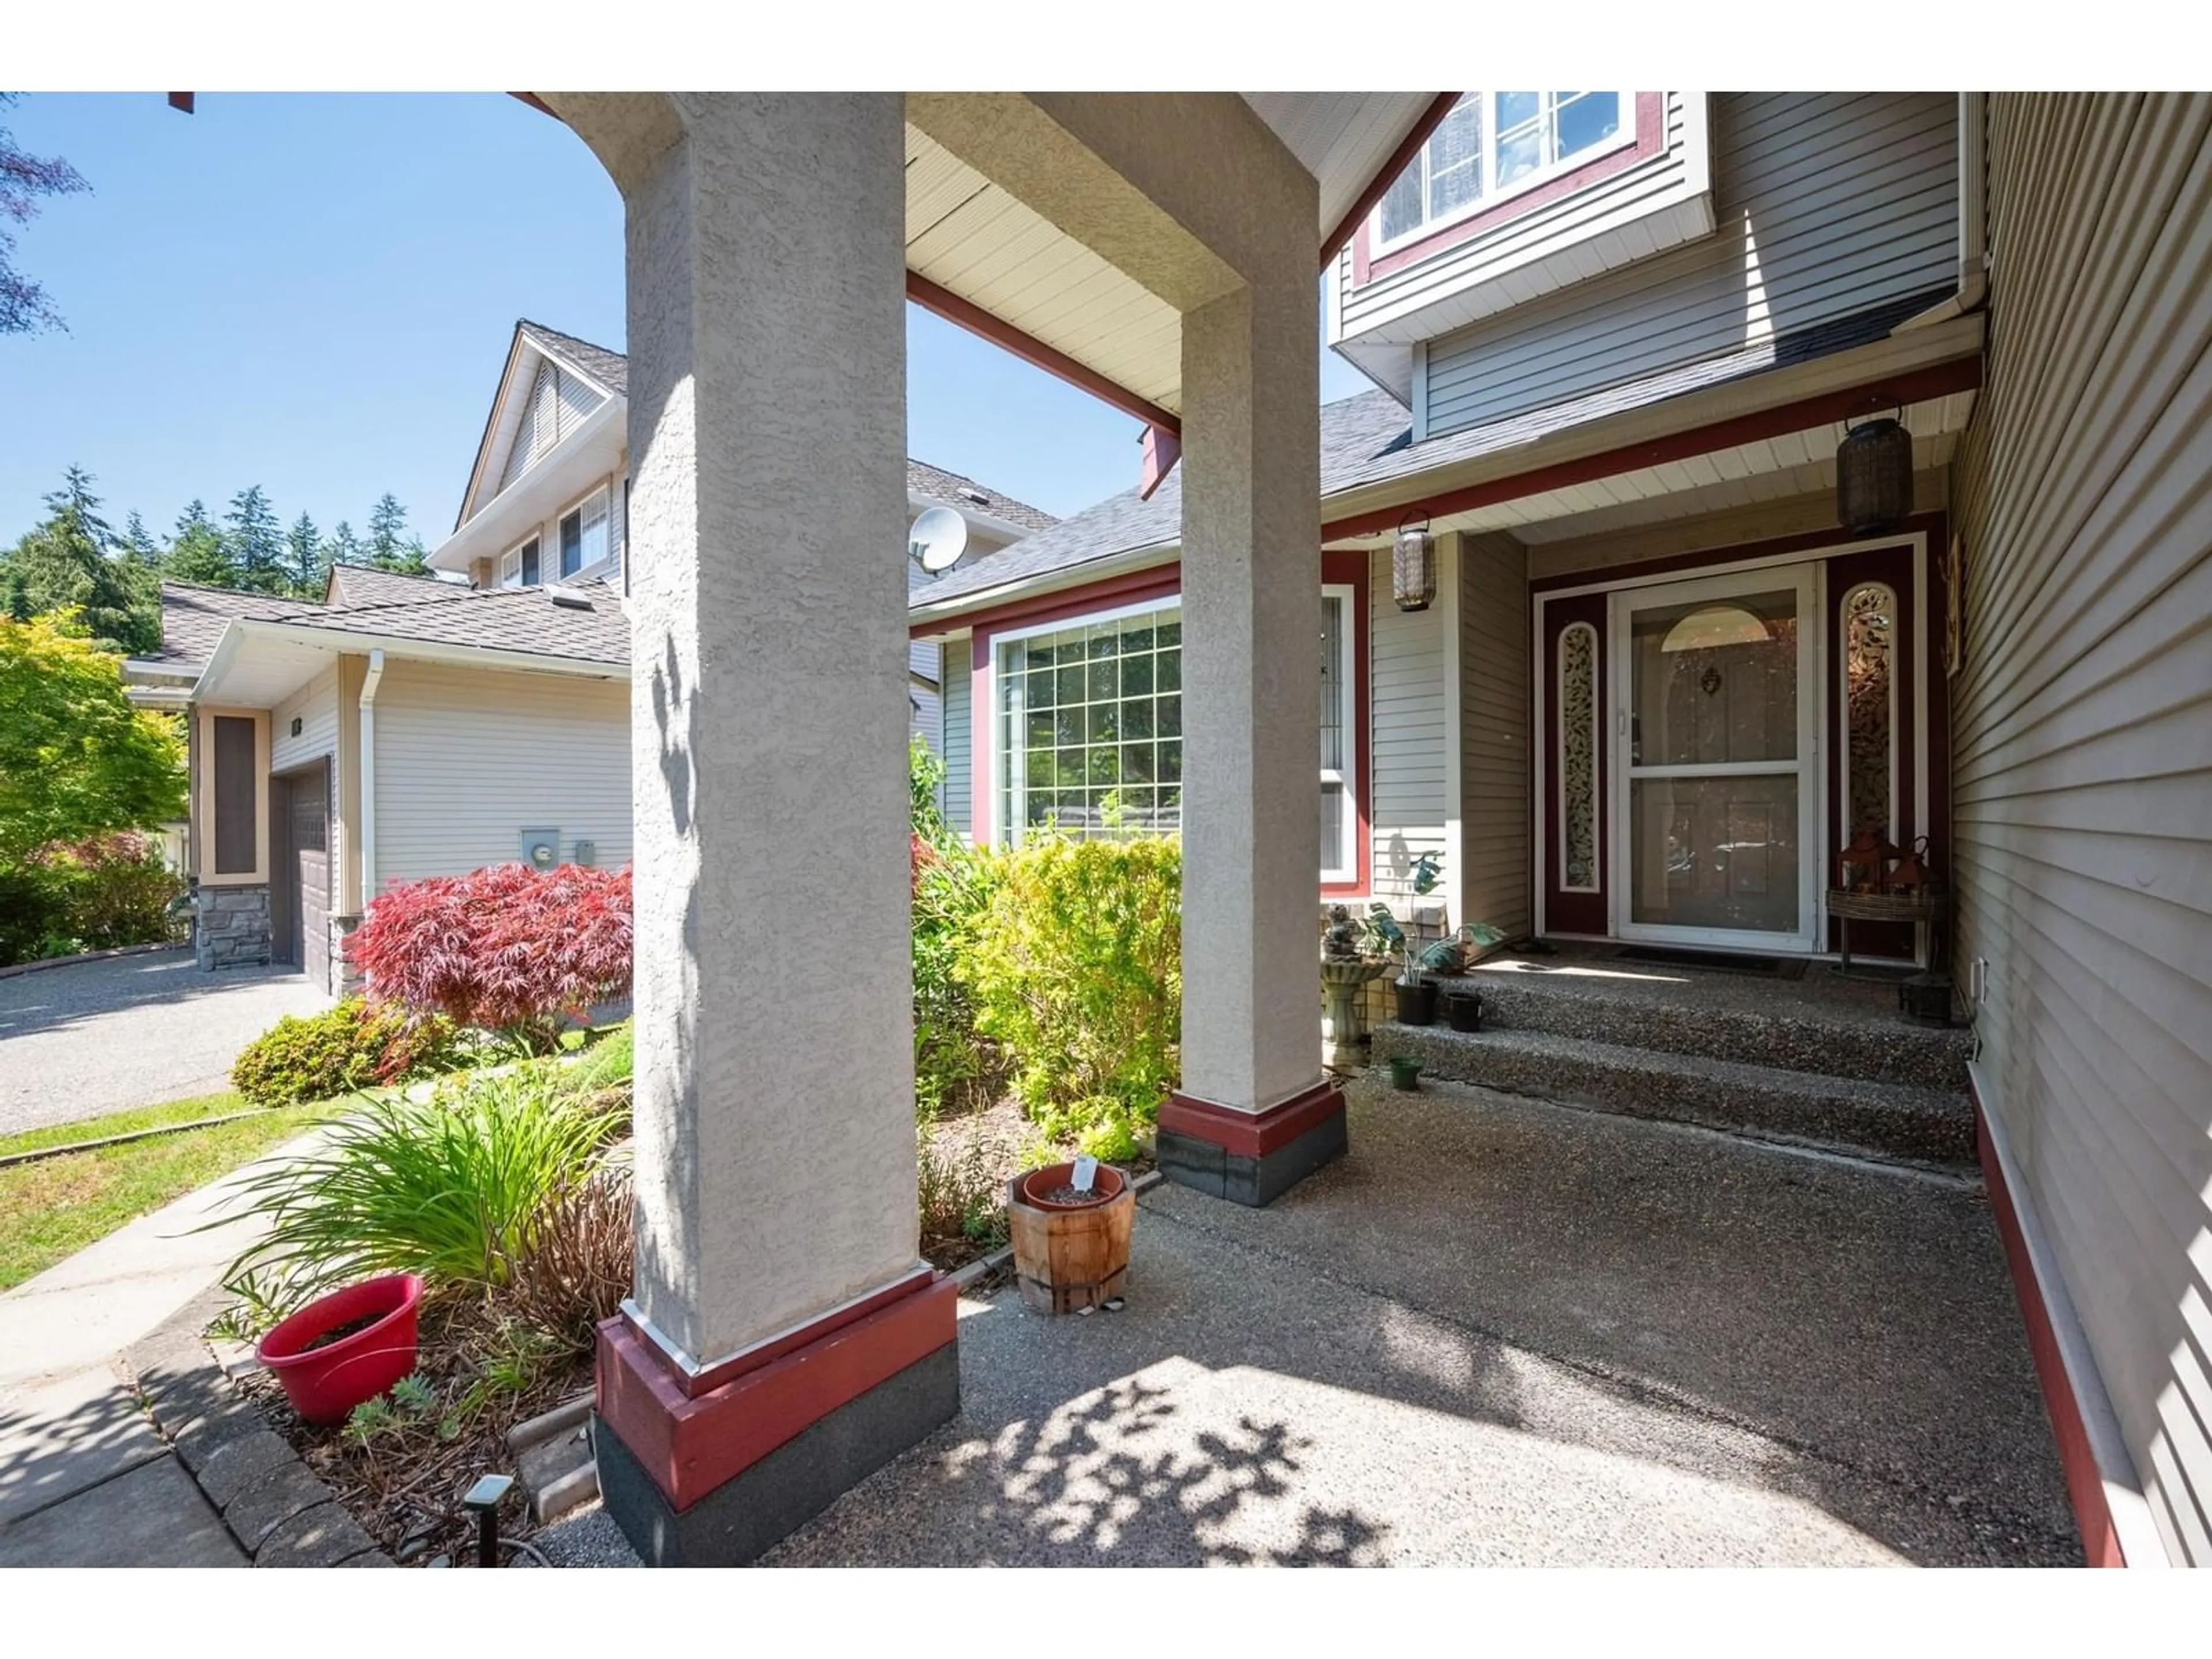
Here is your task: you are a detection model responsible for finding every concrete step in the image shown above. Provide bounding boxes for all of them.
[1429,968,1972,1091]
[1373,1022,1978,1170]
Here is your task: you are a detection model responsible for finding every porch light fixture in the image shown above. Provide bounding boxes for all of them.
[1836,404,1914,534]
[1392,513,1437,612]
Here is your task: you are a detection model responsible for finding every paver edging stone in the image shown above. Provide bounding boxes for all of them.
[123,1285,395,1568]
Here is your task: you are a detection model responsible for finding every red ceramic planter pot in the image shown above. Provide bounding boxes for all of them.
[256,1273,423,1426]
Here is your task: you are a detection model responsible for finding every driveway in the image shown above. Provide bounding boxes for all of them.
[0,951,330,1135]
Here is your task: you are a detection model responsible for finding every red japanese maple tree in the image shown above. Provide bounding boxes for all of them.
[347,863,633,1052]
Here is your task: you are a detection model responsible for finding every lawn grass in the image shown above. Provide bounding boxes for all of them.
[0,1100,324,1292]
[0,1091,258,1161]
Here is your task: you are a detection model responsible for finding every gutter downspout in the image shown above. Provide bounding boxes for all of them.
[1893,92,1988,332]
[358,649,384,912]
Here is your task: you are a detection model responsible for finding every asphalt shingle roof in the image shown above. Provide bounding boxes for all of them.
[910,390,1414,609]
[904,459,1057,535]
[156,577,630,672]
[516,320,629,397]
[510,327,1059,537]
[323,565,475,608]
[147,582,292,666]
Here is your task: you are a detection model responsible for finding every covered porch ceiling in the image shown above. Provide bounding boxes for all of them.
[903,95,1442,426]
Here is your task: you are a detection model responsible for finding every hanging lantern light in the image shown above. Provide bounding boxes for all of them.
[1836,405,1914,534]
[1392,513,1437,612]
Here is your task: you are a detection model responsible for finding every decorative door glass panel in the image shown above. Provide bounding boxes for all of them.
[1842,582,1897,842]
[1558,622,1599,891]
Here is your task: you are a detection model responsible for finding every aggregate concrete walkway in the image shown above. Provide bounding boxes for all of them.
[0,950,329,1135]
[0,1146,300,1565]
[556,1076,2078,1567]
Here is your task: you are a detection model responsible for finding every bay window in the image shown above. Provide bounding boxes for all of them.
[1376,92,1633,249]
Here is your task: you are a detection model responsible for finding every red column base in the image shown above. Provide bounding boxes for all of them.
[1156,1078,1347,1206]
[595,1267,957,1522]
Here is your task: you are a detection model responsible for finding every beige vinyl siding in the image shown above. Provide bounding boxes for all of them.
[371,658,631,887]
[1368,546,1451,908]
[940,640,972,838]
[1339,93,1705,347]
[271,668,339,774]
[1459,532,1531,937]
[1948,92,2212,1566]
[1424,93,1960,437]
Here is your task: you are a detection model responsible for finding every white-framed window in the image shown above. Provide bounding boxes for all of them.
[1320,585,1357,883]
[1374,92,1635,251]
[559,487,610,579]
[995,601,1182,844]
[498,535,541,590]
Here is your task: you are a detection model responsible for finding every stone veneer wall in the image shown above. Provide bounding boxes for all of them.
[329,915,364,998]
[194,884,271,971]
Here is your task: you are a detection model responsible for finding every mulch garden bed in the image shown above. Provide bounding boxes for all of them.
[228,1294,593,1566]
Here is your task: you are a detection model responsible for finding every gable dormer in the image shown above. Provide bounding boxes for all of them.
[429,322,629,586]
[496,358,607,495]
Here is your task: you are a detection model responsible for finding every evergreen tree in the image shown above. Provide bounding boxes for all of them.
[285,511,325,597]
[365,493,428,574]
[0,469,158,655]
[324,520,363,569]
[164,499,237,588]
[225,485,285,594]
[120,511,161,565]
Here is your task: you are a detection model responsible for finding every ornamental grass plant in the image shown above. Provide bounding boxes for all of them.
[218,1067,627,1314]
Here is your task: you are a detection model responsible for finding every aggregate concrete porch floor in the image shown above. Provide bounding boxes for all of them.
[561,1076,2080,1568]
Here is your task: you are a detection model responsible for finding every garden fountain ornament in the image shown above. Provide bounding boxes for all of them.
[1319,904,1391,1071]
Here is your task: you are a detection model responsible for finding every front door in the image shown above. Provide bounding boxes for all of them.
[1610,566,1819,952]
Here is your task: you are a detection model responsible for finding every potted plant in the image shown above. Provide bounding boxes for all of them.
[1393,958,1437,1025]
[255,1273,423,1426]
[1007,1161,1133,1315]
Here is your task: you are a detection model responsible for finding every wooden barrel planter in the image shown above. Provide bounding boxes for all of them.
[1007,1162,1134,1315]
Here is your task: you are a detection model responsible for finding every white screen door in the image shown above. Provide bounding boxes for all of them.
[1609,566,1819,950]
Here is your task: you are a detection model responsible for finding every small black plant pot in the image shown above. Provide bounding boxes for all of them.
[1394,979,1437,1026]
[1442,990,1484,1032]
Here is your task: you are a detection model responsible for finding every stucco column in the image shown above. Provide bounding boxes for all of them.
[552,91,957,1567]
[1158,263,1342,1205]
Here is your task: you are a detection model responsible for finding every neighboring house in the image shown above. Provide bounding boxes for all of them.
[124,320,1048,993]
[915,92,1978,958]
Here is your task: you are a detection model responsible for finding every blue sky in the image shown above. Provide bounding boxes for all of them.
[1,93,1374,547]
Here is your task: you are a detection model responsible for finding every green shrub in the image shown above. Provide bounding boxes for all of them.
[230,998,465,1108]
[0,833,184,967]
[957,834,1180,1143]
[218,1067,628,1309]
[910,736,1010,1120]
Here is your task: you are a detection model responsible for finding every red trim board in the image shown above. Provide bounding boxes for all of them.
[1971,1079,2124,1566]
[1322,93,1463,272]
[1162,1080,1345,1156]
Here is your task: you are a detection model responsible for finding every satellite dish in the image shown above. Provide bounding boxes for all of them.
[909,505,968,574]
